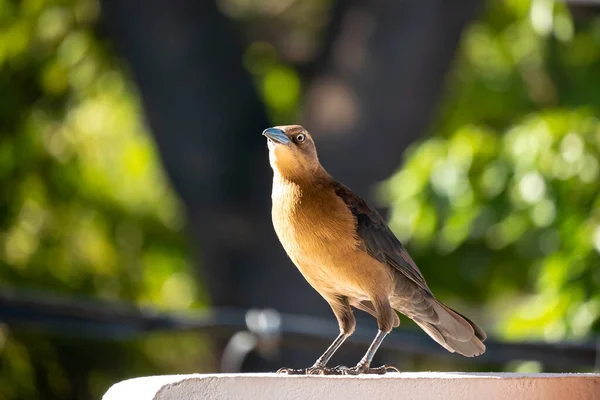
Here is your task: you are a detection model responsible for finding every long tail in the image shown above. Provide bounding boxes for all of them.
[393,297,486,357]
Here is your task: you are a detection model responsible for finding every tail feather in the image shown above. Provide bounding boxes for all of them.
[393,297,486,357]
[450,307,487,341]
[430,301,475,341]
[413,319,486,357]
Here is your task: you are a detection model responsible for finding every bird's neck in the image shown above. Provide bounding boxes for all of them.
[273,165,330,191]
[272,166,331,206]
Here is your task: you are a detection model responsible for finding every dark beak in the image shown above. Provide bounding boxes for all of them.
[262,127,291,145]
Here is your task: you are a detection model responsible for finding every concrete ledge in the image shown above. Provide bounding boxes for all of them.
[103,372,600,400]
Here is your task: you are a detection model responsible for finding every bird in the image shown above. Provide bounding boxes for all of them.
[262,125,486,375]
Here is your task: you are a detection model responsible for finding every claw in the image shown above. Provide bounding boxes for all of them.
[341,366,360,375]
[277,363,399,376]
[339,363,401,375]
[307,367,326,375]
[307,366,347,375]
[383,364,401,373]
[276,366,345,375]
[276,367,306,375]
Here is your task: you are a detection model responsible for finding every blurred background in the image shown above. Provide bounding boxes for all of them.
[1,0,600,398]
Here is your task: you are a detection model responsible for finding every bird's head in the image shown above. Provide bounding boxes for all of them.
[262,125,321,181]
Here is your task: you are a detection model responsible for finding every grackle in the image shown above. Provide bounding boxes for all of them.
[263,125,486,375]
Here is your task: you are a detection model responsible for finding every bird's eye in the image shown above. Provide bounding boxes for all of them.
[296,133,306,143]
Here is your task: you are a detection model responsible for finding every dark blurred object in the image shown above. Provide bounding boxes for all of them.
[0,288,598,371]
[99,0,480,370]
[303,0,482,196]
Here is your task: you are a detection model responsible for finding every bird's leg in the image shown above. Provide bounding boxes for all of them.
[278,296,355,375]
[340,330,399,375]
[311,331,349,368]
[341,299,400,375]
[277,332,349,375]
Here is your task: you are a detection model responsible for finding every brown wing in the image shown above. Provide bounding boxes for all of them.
[333,182,433,296]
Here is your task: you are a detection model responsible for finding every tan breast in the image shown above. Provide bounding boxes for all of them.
[271,175,394,298]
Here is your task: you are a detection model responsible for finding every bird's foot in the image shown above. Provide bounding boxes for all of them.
[276,365,347,375]
[276,367,307,375]
[336,363,400,375]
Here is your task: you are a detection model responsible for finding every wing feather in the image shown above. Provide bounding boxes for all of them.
[333,182,433,296]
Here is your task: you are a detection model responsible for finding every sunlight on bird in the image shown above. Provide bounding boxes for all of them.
[263,125,486,375]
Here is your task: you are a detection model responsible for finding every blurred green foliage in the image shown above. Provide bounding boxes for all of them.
[385,0,600,351]
[0,0,208,398]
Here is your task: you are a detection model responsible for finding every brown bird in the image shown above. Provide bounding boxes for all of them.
[263,125,486,375]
